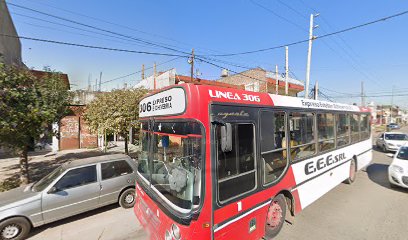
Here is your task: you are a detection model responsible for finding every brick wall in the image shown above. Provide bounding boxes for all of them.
[59,106,98,150]
[218,68,268,92]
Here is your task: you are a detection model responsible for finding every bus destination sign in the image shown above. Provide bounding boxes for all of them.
[139,88,186,117]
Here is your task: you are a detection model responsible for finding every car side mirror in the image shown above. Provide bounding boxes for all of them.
[48,186,59,194]
[386,153,394,158]
[221,123,232,152]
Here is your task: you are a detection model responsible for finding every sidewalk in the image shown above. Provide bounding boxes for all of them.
[0,141,139,192]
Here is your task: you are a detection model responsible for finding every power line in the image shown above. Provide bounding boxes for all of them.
[9,3,267,73]
[10,11,161,49]
[9,0,225,55]
[329,93,408,98]
[249,0,308,32]
[6,2,190,55]
[0,34,187,57]
[100,57,183,85]
[196,56,275,86]
[204,9,408,57]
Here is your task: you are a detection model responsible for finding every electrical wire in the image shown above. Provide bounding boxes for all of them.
[203,9,408,57]
[0,34,188,57]
[6,2,191,55]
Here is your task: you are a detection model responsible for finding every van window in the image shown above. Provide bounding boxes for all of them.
[54,165,97,191]
[102,160,133,180]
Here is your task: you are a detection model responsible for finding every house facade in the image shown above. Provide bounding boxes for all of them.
[0,0,23,66]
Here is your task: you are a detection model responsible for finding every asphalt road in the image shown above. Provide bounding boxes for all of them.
[28,128,408,240]
[276,127,408,240]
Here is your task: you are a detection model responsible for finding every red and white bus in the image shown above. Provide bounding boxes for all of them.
[134,83,372,240]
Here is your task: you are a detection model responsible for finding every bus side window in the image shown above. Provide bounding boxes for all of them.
[317,113,335,152]
[360,114,370,140]
[289,112,316,161]
[217,123,256,202]
[336,114,350,147]
[260,111,287,184]
[350,114,360,143]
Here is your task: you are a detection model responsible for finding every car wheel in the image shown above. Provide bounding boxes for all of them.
[345,159,357,184]
[0,217,31,240]
[382,144,387,152]
[119,188,136,209]
[264,194,286,240]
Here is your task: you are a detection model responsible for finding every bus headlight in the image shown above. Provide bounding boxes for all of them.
[391,165,403,174]
[165,230,172,240]
[171,224,181,240]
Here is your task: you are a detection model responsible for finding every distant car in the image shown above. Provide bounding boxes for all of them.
[387,123,400,130]
[376,132,408,152]
[0,154,137,240]
[388,146,408,188]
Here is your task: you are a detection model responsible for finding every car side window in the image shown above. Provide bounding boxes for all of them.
[54,165,97,191]
[101,160,133,180]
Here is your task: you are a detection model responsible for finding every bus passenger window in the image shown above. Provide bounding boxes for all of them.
[317,113,335,152]
[289,112,316,161]
[217,123,256,202]
[350,114,360,143]
[261,111,287,184]
[360,114,370,140]
[336,114,350,147]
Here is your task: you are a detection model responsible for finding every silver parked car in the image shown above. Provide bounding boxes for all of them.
[0,154,137,240]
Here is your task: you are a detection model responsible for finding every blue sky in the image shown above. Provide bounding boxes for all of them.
[6,0,408,106]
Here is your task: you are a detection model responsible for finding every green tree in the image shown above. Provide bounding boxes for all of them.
[84,88,148,155]
[0,64,71,184]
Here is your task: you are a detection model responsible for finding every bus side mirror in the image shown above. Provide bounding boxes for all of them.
[221,123,232,152]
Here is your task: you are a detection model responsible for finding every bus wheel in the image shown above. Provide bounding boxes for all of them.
[345,159,357,184]
[264,194,286,239]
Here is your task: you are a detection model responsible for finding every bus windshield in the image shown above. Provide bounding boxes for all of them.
[137,121,203,213]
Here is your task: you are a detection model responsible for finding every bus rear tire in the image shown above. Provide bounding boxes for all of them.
[264,194,286,240]
[345,159,356,184]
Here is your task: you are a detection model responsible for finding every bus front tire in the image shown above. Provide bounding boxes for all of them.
[345,159,357,184]
[264,194,286,240]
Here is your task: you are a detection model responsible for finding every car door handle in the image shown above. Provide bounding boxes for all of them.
[100,185,103,191]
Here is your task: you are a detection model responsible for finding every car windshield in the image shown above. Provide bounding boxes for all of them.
[385,134,408,141]
[32,166,65,192]
[397,147,408,160]
[137,121,203,213]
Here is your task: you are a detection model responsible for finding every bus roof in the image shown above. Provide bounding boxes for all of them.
[138,83,370,118]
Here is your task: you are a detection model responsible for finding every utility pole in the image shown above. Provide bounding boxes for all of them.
[190,48,195,83]
[285,46,289,95]
[305,13,319,99]
[99,72,102,91]
[87,73,91,91]
[361,81,365,106]
[153,62,157,90]
[275,65,279,95]
[141,64,145,80]
[390,85,394,123]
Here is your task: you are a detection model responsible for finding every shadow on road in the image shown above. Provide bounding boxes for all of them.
[28,204,119,238]
[366,163,408,193]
